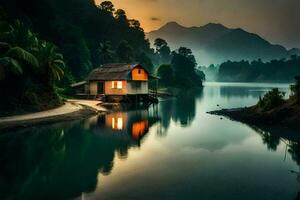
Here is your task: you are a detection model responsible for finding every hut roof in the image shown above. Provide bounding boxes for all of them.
[70,81,87,88]
[87,63,148,81]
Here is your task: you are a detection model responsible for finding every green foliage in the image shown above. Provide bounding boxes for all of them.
[154,38,171,64]
[157,64,173,86]
[0,0,154,80]
[257,88,285,111]
[99,1,115,14]
[116,40,133,63]
[171,47,203,87]
[290,76,300,103]
[97,42,115,65]
[0,19,65,113]
[37,41,65,82]
[155,47,204,88]
[136,52,154,73]
[7,46,39,68]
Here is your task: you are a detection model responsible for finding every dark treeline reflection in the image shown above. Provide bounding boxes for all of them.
[158,89,203,135]
[0,109,159,200]
[252,126,300,199]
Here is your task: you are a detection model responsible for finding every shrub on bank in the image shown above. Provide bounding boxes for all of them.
[258,88,285,111]
[290,76,300,103]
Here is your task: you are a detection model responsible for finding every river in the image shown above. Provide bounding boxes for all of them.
[1,82,299,200]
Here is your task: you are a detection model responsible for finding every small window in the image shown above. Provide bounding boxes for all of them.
[117,118,123,130]
[112,81,122,89]
[112,117,123,130]
[117,81,122,89]
[111,81,115,89]
[138,69,141,74]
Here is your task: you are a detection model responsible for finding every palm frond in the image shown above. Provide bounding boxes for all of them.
[9,58,23,75]
[0,56,23,75]
[7,46,39,68]
[53,59,66,68]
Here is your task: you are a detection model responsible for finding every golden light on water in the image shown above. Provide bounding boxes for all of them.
[112,117,123,130]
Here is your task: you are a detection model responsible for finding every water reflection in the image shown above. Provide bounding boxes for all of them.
[0,108,160,200]
[1,83,300,200]
[220,86,268,98]
[158,89,203,134]
[252,127,281,151]
[85,109,160,144]
[219,83,290,99]
[249,125,300,199]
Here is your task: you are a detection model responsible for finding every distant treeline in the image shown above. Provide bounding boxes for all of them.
[204,55,300,82]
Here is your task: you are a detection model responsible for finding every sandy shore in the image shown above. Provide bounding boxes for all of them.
[0,100,107,132]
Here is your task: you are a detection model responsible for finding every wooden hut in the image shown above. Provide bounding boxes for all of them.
[71,63,158,103]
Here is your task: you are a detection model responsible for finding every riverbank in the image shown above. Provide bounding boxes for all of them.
[0,100,108,132]
[209,99,300,134]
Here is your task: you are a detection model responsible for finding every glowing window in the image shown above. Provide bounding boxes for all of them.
[117,118,123,130]
[112,117,115,128]
[111,81,115,88]
[117,81,122,89]
[112,117,123,130]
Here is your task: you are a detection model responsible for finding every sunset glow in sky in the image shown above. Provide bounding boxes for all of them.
[95,0,300,48]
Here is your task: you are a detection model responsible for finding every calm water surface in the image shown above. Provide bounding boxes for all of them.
[1,82,300,200]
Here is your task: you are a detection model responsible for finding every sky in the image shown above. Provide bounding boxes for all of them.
[95,0,300,49]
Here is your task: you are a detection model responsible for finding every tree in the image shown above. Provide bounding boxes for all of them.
[0,19,65,112]
[128,19,142,31]
[171,47,202,87]
[291,76,300,103]
[97,42,114,65]
[154,38,171,64]
[177,47,196,65]
[116,40,133,63]
[115,9,127,22]
[136,52,154,73]
[172,47,197,76]
[0,20,39,80]
[37,41,65,82]
[257,88,285,111]
[99,1,115,14]
[154,38,168,51]
[157,64,173,86]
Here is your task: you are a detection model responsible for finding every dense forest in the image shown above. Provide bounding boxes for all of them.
[0,0,204,114]
[203,55,300,82]
[0,0,156,79]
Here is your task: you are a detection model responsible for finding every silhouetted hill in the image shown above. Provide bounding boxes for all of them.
[147,22,300,66]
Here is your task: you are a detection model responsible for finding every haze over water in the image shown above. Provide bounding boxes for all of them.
[1,82,299,200]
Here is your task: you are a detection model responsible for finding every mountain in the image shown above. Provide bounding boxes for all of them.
[147,22,300,66]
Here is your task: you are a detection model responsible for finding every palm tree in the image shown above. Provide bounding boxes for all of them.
[0,44,39,80]
[37,41,65,82]
[0,20,39,80]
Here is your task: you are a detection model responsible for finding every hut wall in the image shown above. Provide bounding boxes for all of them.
[132,67,148,81]
[127,81,148,94]
[104,81,127,95]
[90,81,98,95]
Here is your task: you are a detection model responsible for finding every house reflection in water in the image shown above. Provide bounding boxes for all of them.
[85,108,159,144]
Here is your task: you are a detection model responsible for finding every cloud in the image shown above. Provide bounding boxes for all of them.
[150,17,160,21]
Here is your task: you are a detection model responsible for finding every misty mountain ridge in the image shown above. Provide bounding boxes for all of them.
[147,22,300,66]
